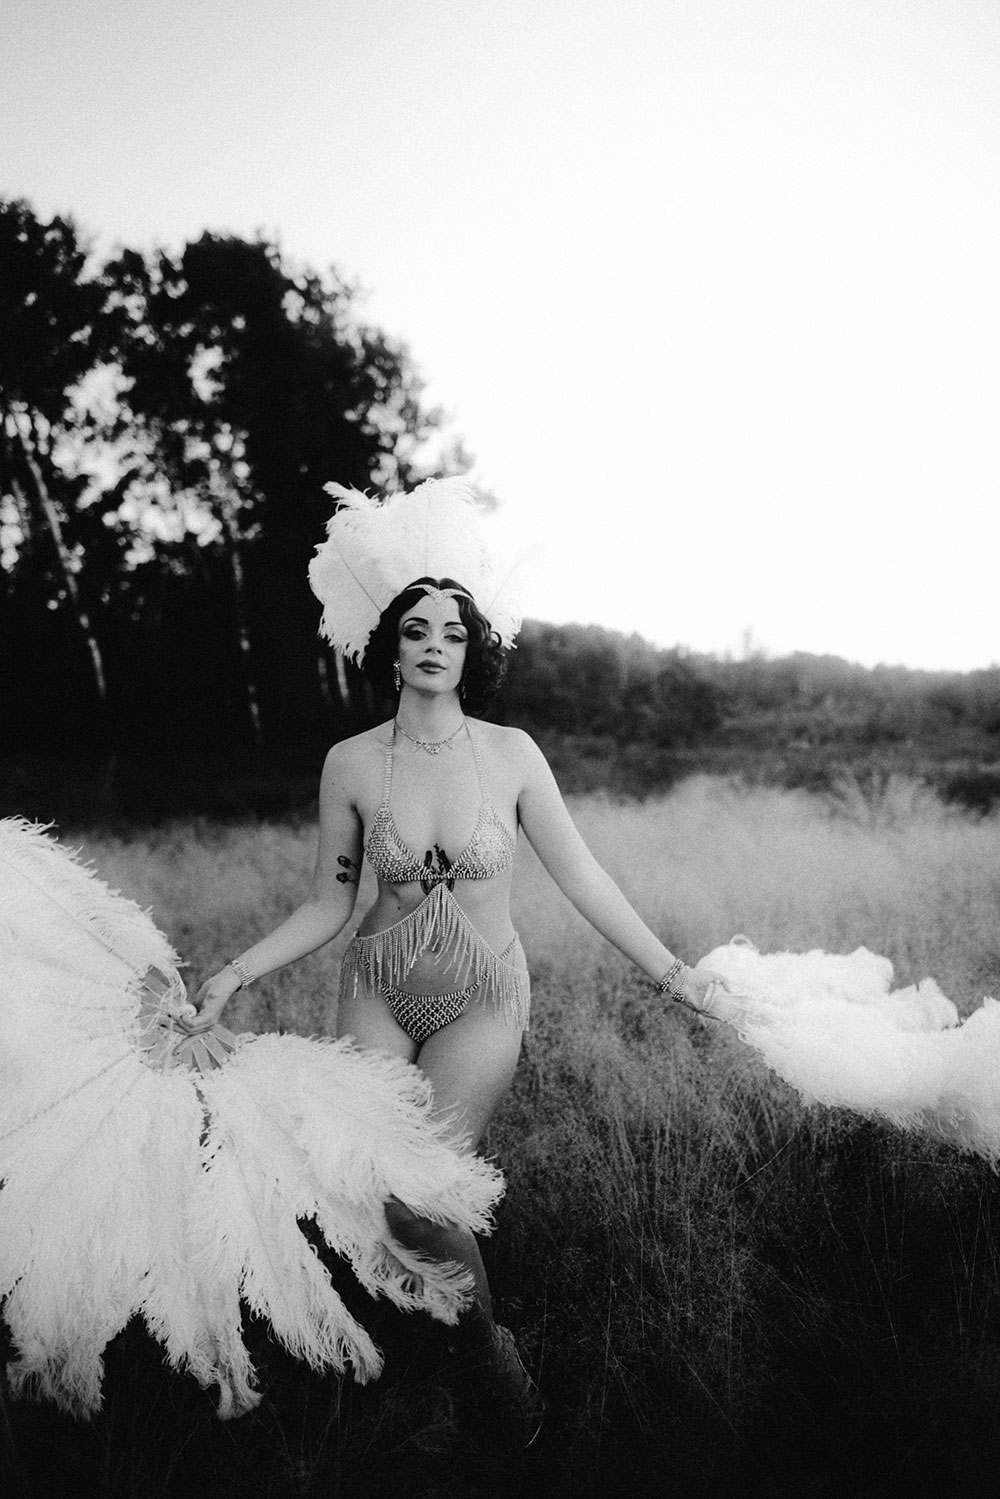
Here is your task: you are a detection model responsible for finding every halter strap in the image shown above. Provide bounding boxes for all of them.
[466,721,489,799]
[381,720,486,808]
[380,732,395,808]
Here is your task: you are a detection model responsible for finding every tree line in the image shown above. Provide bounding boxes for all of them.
[2,196,998,801]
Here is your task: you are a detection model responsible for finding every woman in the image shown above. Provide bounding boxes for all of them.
[180,479,735,1428]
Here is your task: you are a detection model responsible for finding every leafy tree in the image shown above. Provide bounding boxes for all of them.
[503,621,723,747]
[1,202,464,759]
[105,232,448,744]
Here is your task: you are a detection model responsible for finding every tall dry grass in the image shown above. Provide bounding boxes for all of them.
[7,775,1000,1498]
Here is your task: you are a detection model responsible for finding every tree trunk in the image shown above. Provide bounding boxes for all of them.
[6,412,108,704]
[318,641,355,726]
[218,500,262,747]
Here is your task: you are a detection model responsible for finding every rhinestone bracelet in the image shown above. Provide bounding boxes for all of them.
[226,957,255,990]
[656,958,687,1001]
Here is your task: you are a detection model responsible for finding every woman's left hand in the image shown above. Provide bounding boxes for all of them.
[674,965,746,1025]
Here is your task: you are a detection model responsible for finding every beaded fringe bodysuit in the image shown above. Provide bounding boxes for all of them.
[339,723,530,1044]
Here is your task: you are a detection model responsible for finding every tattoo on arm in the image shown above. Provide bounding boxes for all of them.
[336,854,361,885]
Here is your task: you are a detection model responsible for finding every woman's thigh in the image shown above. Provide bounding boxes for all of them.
[416,1005,525,1151]
[336,982,418,1062]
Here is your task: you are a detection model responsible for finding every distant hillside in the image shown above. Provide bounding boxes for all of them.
[499,622,1000,808]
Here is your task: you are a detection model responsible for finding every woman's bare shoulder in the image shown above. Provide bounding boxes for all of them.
[321,722,392,779]
[471,719,532,746]
[471,721,546,773]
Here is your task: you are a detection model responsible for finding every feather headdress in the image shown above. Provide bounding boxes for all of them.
[308,477,523,662]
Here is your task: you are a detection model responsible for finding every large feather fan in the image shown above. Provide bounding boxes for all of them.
[701,938,1000,1161]
[0,819,504,1420]
[308,478,523,661]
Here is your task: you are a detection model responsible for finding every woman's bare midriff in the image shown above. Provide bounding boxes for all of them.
[355,872,519,986]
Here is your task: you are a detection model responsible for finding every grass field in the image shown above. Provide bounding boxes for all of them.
[4,775,1000,1498]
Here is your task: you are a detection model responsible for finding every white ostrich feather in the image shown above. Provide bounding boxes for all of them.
[0,816,182,988]
[0,819,505,1420]
[308,477,523,661]
[701,939,1000,1159]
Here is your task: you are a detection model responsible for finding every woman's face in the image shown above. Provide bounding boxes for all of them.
[397,592,469,697]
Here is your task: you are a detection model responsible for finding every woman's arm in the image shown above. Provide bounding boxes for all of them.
[514,733,733,1016]
[179,742,365,1032]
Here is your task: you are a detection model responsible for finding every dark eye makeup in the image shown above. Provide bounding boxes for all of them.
[401,620,467,642]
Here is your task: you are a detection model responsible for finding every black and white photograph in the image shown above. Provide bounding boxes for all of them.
[3,3,1000,1496]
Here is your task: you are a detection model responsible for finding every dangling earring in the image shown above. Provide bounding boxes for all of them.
[393,660,402,693]
[459,675,466,703]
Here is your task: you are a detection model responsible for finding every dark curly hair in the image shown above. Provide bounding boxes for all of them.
[363,577,508,713]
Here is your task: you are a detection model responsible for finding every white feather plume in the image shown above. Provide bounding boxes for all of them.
[701,939,1000,1160]
[0,819,505,1420]
[308,478,524,661]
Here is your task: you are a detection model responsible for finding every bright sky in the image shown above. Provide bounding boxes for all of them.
[4,0,999,670]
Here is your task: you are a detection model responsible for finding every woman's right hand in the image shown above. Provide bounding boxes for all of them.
[177,966,243,1035]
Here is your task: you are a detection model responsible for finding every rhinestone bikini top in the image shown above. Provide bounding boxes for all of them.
[365,723,517,887]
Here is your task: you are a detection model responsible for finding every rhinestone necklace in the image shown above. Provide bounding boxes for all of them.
[394,718,466,755]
